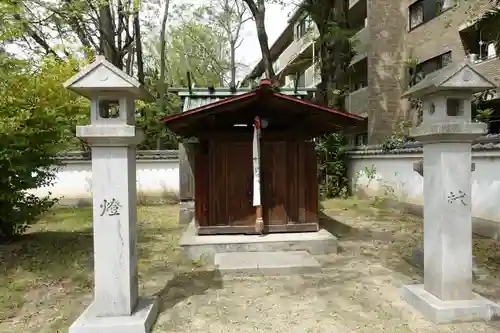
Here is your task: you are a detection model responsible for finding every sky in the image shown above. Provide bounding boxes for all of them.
[4,0,293,81]
[235,2,293,80]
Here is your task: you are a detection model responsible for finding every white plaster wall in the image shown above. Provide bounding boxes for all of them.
[29,159,180,204]
[348,150,500,224]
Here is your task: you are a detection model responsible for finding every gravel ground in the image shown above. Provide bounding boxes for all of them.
[3,200,500,333]
[150,199,500,333]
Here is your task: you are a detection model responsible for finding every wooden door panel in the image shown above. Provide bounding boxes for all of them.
[286,141,298,223]
[226,142,254,226]
[262,141,288,225]
[208,140,254,228]
[195,142,209,227]
[209,141,227,226]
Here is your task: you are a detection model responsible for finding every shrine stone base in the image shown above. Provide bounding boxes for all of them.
[69,297,159,333]
[402,284,500,324]
[181,221,338,263]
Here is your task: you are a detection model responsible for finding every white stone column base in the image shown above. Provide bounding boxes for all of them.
[69,297,159,333]
[402,284,500,324]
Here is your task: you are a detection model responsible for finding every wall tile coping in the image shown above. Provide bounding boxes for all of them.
[58,134,500,160]
[348,134,500,156]
[57,150,180,161]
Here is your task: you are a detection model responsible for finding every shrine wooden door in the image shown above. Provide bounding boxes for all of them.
[196,137,318,235]
[261,140,319,233]
[199,139,256,234]
[261,141,288,227]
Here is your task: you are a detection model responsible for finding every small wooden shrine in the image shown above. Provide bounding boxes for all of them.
[161,79,364,235]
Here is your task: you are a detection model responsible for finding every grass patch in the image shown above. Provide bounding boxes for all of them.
[0,204,202,333]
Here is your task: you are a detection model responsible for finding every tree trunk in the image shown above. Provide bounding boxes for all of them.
[134,13,145,85]
[331,0,348,110]
[316,17,335,107]
[230,40,237,87]
[309,0,350,109]
[159,0,172,113]
[99,3,121,68]
[242,0,277,84]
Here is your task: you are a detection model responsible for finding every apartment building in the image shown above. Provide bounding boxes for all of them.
[241,11,320,90]
[242,0,500,144]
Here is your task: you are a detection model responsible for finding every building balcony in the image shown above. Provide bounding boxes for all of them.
[346,86,368,117]
[474,56,500,91]
[276,27,319,75]
[304,63,321,88]
[350,25,368,66]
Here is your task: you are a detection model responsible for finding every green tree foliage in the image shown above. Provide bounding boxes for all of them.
[294,1,354,198]
[315,133,348,199]
[298,0,355,109]
[199,0,252,86]
[0,54,88,241]
[136,94,181,150]
[139,7,235,150]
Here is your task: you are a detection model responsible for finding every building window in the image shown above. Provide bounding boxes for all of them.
[409,51,452,86]
[409,0,450,30]
[295,14,313,40]
[409,2,424,29]
[460,22,499,63]
[355,133,368,146]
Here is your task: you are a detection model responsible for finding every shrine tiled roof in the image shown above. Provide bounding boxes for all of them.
[170,85,315,113]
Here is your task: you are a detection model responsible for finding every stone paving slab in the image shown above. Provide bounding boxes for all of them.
[214,251,322,276]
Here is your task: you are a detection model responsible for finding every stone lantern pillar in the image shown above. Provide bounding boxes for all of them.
[63,56,158,333]
[401,60,499,323]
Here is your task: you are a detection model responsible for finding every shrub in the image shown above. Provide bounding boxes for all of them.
[315,133,348,199]
[0,54,88,241]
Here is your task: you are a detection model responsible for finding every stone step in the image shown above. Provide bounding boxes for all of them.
[214,250,322,276]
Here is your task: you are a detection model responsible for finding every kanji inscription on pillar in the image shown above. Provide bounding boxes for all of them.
[447,191,467,206]
[99,198,122,216]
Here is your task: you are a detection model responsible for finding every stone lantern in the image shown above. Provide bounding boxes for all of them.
[63,56,158,333]
[401,59,499,323]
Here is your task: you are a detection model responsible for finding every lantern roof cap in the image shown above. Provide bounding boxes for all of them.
[64,55,152,101]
